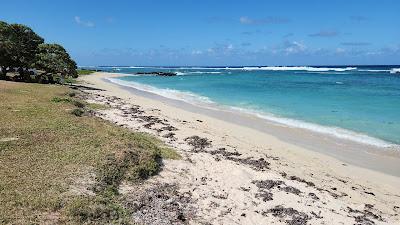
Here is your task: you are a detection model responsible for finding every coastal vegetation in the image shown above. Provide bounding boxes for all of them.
[0,21,77,83]
[77,69,96,75]
[0,81,178,224]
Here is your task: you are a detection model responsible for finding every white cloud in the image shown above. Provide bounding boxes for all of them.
[282,41,306,55]
[309,30,339,37]
[74,16,95,27]
[240,16,289,25]
[335,48,346,54]
[240,16,253,25]
[191,50,203,55]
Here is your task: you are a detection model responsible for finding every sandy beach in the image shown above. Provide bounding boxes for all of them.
[77,72,400,224]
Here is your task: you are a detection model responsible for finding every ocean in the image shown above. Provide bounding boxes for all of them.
[90,65,400,148]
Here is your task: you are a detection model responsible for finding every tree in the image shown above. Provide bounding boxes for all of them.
[9,24,44,67]
[1,21,77,83]
[34,43,77,83]
[0,21,12,80]
[1,22,45,81]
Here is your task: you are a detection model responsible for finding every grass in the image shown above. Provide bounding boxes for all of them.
[0,81,179,224]
[77,69,96,76]
[87,102,110,110]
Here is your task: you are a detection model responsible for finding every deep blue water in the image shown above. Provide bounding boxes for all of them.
[89,65,400,147]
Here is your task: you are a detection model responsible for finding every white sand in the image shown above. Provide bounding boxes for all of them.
[78,72,400,224]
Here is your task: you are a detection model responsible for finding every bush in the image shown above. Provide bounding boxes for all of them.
[66,196,131,224]
[67,91,76,97]
[125,149,161,181]
[71,108,85,117]
[51,96,71,103]
[95,154,126,195]
[73,100,86,108]
[95,148,161,195]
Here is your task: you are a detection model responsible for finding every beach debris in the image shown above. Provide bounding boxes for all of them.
[184,136,211,152]
[347,205,384,224]
[160,125,178,131]
[308,192,320,201]
[252,179,301,202]
[225,156,270,171]
[162,132,176,139]
[139,115,166,125]
[255,191,274,201]
[354,215,375,225]
[262,205,310,225]
[264,154,280,160]
[212,191,228,199]
[240,187,251,192]
[125,183,195,225]
[364,191,375,196]
[209,147,242,157]
[281,186,301,195]
[288,175,315,187]
[253,180,284,190]
[144,122,155,129]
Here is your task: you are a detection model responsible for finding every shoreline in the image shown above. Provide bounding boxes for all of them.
[78,72,400,224]
[104,73,400,178]
[107,76,397,149]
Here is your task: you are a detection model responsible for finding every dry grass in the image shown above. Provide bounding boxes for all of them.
[0,81,178,224]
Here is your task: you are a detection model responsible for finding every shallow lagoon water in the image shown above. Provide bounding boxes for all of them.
[95,65,400,147]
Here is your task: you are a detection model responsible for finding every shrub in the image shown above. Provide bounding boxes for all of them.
[71,108,85,117]
[67,91,76,97]
[51,96,71,103]
[73,100,86,108]
[66,196,131,224]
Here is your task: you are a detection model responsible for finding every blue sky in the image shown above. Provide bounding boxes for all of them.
[1,0,399,66]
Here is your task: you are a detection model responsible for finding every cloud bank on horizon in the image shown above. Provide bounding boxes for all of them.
[1,0,399,66]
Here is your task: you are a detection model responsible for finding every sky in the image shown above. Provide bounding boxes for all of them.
[1,0,399,66]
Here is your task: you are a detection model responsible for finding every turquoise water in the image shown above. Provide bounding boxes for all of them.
[95,66,400,147]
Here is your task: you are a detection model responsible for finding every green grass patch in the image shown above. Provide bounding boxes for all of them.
[51,96,72,103]
[66,195,131,224]
[64,76,78,84]
[77,69,96,75]
[160,146,182,160]
[87,102,110,110]
[0,81,179,224]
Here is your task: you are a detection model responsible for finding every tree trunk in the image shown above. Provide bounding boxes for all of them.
[0,66,7,80]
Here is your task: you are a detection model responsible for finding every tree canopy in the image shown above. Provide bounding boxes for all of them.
[34,44,78,83]
[0,21,77,83]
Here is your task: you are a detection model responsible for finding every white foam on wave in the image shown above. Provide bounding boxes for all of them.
[390,68,400,74]
[236,66,358,72]
[106,78,214,105]
[177,66,357,72]
[172,71,223,76]
[358,69,391,72]
[107,77,395,149]
[104,66,358,72]
[229,106,394,148]
[188,71,222,74]
[160,66,357,72]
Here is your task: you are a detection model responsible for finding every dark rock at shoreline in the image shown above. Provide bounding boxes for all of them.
[136,71,177,76]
